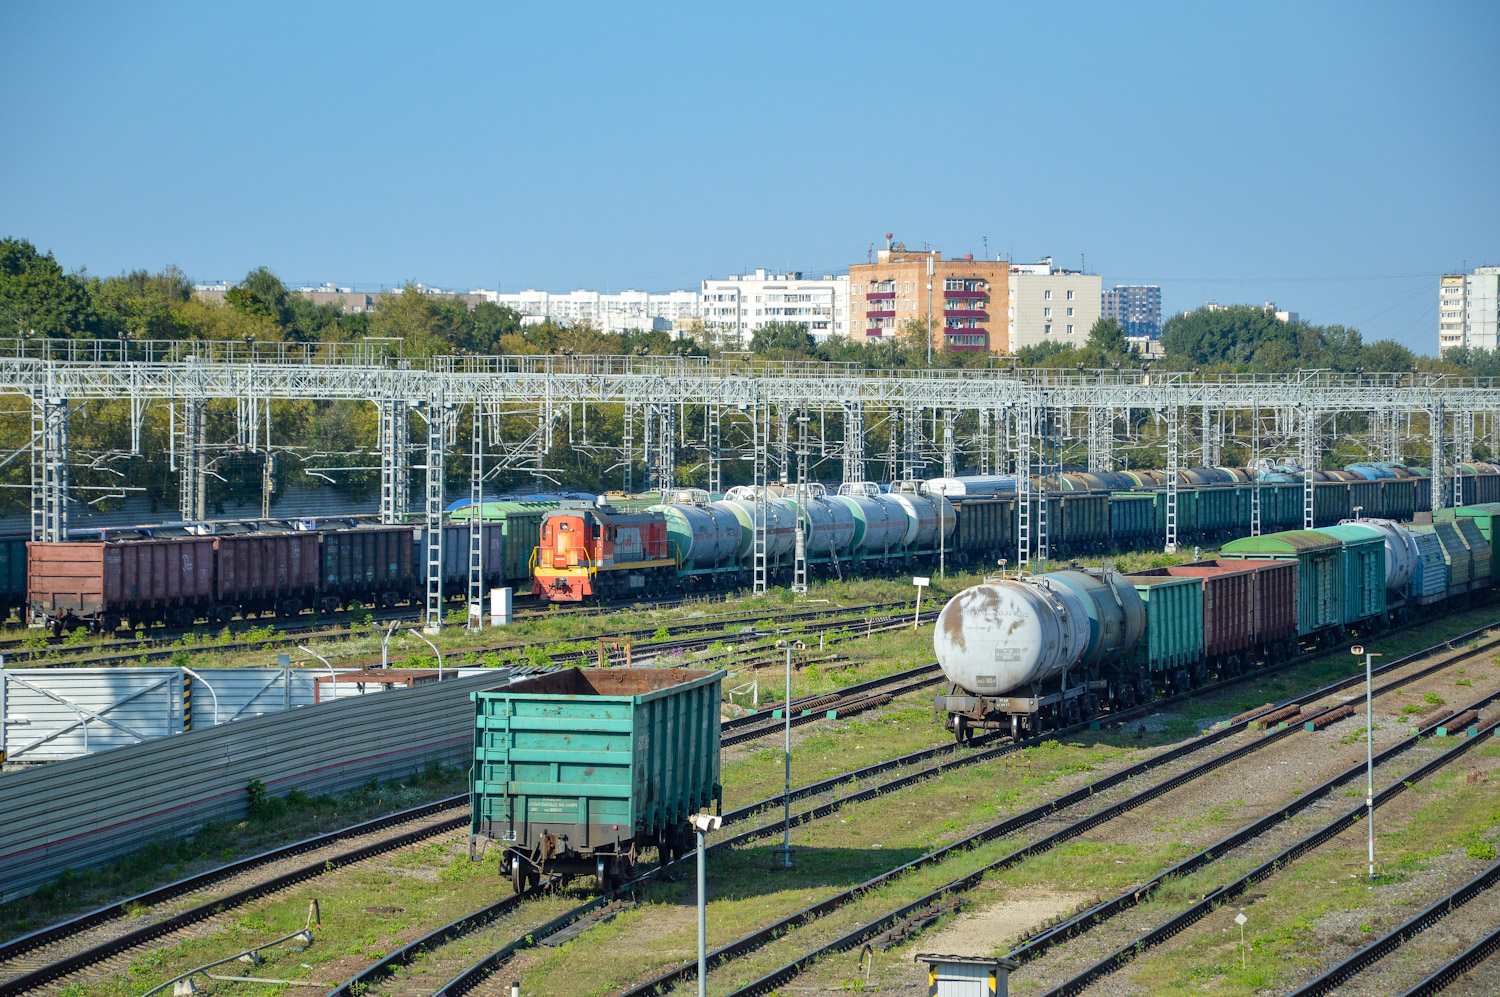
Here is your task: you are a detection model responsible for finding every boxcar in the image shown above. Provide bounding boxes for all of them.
[1220,530,1345,641]
[318,525,417,611]
[28,537,216,632]
[471,667,724,893]
[449,500,558,587]
[1406,530,1449,607]
[1125,573,1205,690]
[1109,493,1156,549]
[412,523,506,597]
[1449,518,1493,588]
[1311,525,1387,628]
[1136,561,1256,674]
[0,535,27,622]
[1410,523,1473,600]
[215,532,321,621]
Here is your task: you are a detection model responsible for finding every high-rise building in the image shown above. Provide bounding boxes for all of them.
[1007,258,1102,352]
[1101,285,1162,339]
[699,270,850,347]
[848,239,1009,353]
[1439,267,1500,353]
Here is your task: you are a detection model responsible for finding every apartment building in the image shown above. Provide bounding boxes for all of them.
[1439,267,1500,353]
[1006,258,1102,352]
[490,289,700,333]
[1101,284,1162,339]
[700,270,850,346]
[848,240,1009,353]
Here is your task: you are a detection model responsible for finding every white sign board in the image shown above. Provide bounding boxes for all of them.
[913,576,931,587]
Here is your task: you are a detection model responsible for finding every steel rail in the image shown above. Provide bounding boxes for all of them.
[0,803,471,996]
[1035,710,1500,997]
[697,633,1500,997]
[421,613,1500,997]
[1012,681,1500,972]
[1396,918,1500,996]
[1282,860,1500,997]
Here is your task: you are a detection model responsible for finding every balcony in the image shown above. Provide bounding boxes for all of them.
[943,308,987,319]
[865,291,895,300]
[944,289,986,299]
[865,309,896,319]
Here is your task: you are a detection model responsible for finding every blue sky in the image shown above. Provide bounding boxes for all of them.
[3,2,1495,353]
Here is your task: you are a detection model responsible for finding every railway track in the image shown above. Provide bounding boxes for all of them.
[1023,707,1500,997]
[0,797,472,996]
[14,615,1498,995]
[14,597,913,670]
[1280,860,1500,997]
[627,628,1500,997]
[417,618,1500,997]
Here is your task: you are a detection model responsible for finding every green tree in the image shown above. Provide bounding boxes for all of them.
[1086,317,1128,355]
[0,237,92,337]
[89,266,193,340]
[749,321,815,357]
[226,267,293,330]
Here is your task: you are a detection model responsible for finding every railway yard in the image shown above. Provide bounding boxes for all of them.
[2,586,1499,997]
[6,370,1500,997]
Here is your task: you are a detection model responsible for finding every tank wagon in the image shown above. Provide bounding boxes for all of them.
[932,518,1493,741]
[471,667,724,893]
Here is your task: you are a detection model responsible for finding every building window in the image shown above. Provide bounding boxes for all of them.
[1066,289,1075,300]
[1044,324,1052,335]
[1044,307,1052,318]
[1067,324,1074,334]
[1043,290,1052,300]
[1067,307,1074,317]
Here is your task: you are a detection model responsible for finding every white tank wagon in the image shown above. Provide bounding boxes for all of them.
[933,569,1144,741]
[773,483,856,560]
[717,486,798,563]
[888,480,956,551]
[921,475,1019,498]
[650,489,743,582]
[832,483,909,561]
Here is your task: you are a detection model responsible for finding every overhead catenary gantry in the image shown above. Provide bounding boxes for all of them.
[12,342,1500,627]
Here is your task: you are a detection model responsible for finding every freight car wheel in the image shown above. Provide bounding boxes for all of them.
[596,856,610,893]
[510,855,527,894]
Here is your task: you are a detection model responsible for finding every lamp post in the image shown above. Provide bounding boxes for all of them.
[380,620,399,669]
[1352,645,1381,879]
[690,813,722,997]
[407,628,445,680]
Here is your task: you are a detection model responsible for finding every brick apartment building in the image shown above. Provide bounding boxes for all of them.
[848,238,1010,353]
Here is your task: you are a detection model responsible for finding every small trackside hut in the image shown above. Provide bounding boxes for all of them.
[470,667,724,893]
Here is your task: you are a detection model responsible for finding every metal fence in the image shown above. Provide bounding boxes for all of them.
[1,665,493,763]
[0,667,509,902]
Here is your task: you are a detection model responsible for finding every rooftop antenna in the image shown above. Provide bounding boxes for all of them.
[983,236,989,260]
[868,243,874,263]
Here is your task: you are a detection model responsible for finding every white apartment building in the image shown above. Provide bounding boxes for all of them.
[700,270,851,347]
[487,289,701,334]
[1006,257,1102,352]
[1439,267,1500,353]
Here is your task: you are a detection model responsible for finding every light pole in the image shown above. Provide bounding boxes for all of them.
[380,620,399,669]
[298,645,339,702]
[690,813,722,997]
[778,645,793,868]
[1352,645,1381,879]
[407,628,445,680]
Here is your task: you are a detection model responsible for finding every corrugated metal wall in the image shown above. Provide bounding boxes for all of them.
[0,668,510,902]
[1,666,487,762]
